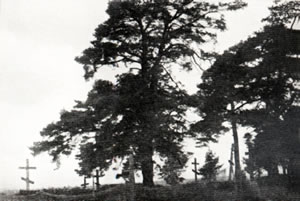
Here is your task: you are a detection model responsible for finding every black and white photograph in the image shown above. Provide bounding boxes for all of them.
[0,0,299,200]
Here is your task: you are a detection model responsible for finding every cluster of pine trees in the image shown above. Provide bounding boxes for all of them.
[30,0,300,193]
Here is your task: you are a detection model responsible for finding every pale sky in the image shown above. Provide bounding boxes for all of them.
[0,0,274,190]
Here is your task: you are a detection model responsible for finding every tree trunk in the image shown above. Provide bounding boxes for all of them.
[141,152,154,186]
[231,116,243,197]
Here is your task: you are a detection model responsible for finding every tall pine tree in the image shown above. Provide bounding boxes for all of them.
[31,0,246,186]
[192,0,300,192]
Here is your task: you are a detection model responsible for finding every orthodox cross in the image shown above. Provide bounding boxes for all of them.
[19,159,36,191]
[93,170,101,190]
[191,158,199,182]
[228,144,235,181]
[81,176,89,189]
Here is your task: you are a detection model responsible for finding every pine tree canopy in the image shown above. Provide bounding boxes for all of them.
[31,0,246,186]
[191,0,300,191]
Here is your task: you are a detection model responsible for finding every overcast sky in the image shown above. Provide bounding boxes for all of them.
[0,0,275,190]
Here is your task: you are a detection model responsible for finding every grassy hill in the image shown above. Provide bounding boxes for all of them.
[5,180,300,201]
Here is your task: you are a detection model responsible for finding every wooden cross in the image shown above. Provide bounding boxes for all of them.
[19,159,36,191]
[81,176,89,189]
[93,170,101,190]
[191,158,199,182]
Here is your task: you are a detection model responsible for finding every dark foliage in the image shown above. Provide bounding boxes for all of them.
[198,150,222,181]
[31,0,246,186]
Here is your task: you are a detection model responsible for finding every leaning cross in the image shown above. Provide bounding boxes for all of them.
[19,159,36,191]
[192,158,199,182]
[81,176,89,189]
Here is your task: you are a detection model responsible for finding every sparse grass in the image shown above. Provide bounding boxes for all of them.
[8,181,300,201]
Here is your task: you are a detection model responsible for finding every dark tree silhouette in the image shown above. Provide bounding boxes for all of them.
[192,2,300,196]
[31,0,246,186]
[158,152,189,185]
[192,0,300,193]
[243,133,261,180]
[198,150,222,182]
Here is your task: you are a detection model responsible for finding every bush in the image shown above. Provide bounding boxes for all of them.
[135,182,244,201]
[41,187,94,195]
[257,175,289,187]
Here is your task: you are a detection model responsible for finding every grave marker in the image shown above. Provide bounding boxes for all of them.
[19,159,36,191]
[94,170,101,190]
[81,176,89,189]
[192,158,199,181]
